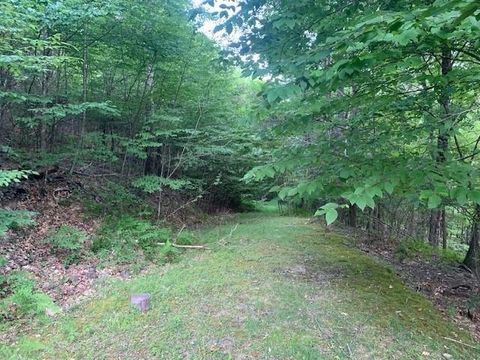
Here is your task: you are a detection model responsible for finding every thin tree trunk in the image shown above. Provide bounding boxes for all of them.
[173,61,188,108]
[81,25,88,146]
[348,204,357,228]
[464,205,480,277]
[428,47,453,246]
[429,209,444,247]
[442,210,447,249]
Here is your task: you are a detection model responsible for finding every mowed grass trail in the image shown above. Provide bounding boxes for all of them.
[2,214,479,359]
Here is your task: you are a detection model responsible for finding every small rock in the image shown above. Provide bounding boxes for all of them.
[44,282,57,291]
[68,274,80,284]
[442,353,453,359]
[86,266,98,279]
[45,307,60,318]
[130,293,151,312]
[284,264,306,276]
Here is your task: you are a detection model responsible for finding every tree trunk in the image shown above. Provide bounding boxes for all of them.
[81,24,88,146]
[464,205,480,277]
[348,204,357,227]
[143,62,157,174]
[442,210,447,249]
[428,209,446,247]
[428,47,453,246]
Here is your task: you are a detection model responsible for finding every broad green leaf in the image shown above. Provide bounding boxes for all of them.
[427,194,442,209]
[325,209,338,225]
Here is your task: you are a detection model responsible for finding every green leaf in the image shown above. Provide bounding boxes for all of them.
[315,203,339,225]
[356,197,367,211]
[384,182,395,195]
[427,194,442,209]
[469,190,480,204]
[455,188,468,206]
[325,209,338,225]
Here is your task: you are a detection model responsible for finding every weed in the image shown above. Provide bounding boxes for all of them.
[81,181,153,218]
[467,295,480,314]
[175,232,196,245]
[0,209,36,237]
[159,239,180,263]
[45,225,88,267]
[92,216,173,263]
[395,239,464,263]
[0,272,58,320]
[45,225,86,252]
[446,304,457,319]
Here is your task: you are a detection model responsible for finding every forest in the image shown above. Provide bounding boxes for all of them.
[1,0,480,358]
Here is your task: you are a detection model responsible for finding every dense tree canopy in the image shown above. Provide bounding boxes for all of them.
[204,0,480,269]
[1,0,479,263]
[0,0,268,218]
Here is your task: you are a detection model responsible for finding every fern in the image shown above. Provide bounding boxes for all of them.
[0,209,36,237]
[0,170,31,188]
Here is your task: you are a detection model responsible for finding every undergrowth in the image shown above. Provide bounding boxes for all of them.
[81,180,153,218]
[395,239,465,263]
[0,271,58,323]
[92,216,176,264]
[0,209,36,237]
[79,180,199,266]
[45,225,88,267]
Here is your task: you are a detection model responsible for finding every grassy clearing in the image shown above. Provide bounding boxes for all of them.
[1,214,479,359]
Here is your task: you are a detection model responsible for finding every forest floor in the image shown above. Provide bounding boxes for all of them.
[2,211,480,359]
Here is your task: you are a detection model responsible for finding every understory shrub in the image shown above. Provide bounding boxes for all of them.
[45,225,88,267]
[395,239,464,263]
[92,216,173,263]
[0,209,36,237]
[82,181,153,218]
[175,232,196,245]
[0,272,58,321]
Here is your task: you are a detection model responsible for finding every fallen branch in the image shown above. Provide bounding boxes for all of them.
[450,284,471,291]
[173,243,208,250]
[443,337,479,350]
[157,242,209,250]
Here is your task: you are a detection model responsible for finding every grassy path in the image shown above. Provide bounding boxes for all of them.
[2,214,479,359]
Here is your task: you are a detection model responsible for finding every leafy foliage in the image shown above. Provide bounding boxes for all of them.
[45,225,87,252]
[82,181,153,218]
[0,170,32,188]
[212,0,480,240]
[0,272,58,320]
[92,216,172,263]
[0,210,36,237]
[45,225,88,267]
[132,176,192,193]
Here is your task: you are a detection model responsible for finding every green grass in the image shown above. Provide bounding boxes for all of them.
[1,214,479,359]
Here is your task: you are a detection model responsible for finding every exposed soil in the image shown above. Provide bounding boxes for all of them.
[0,174,107,308]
